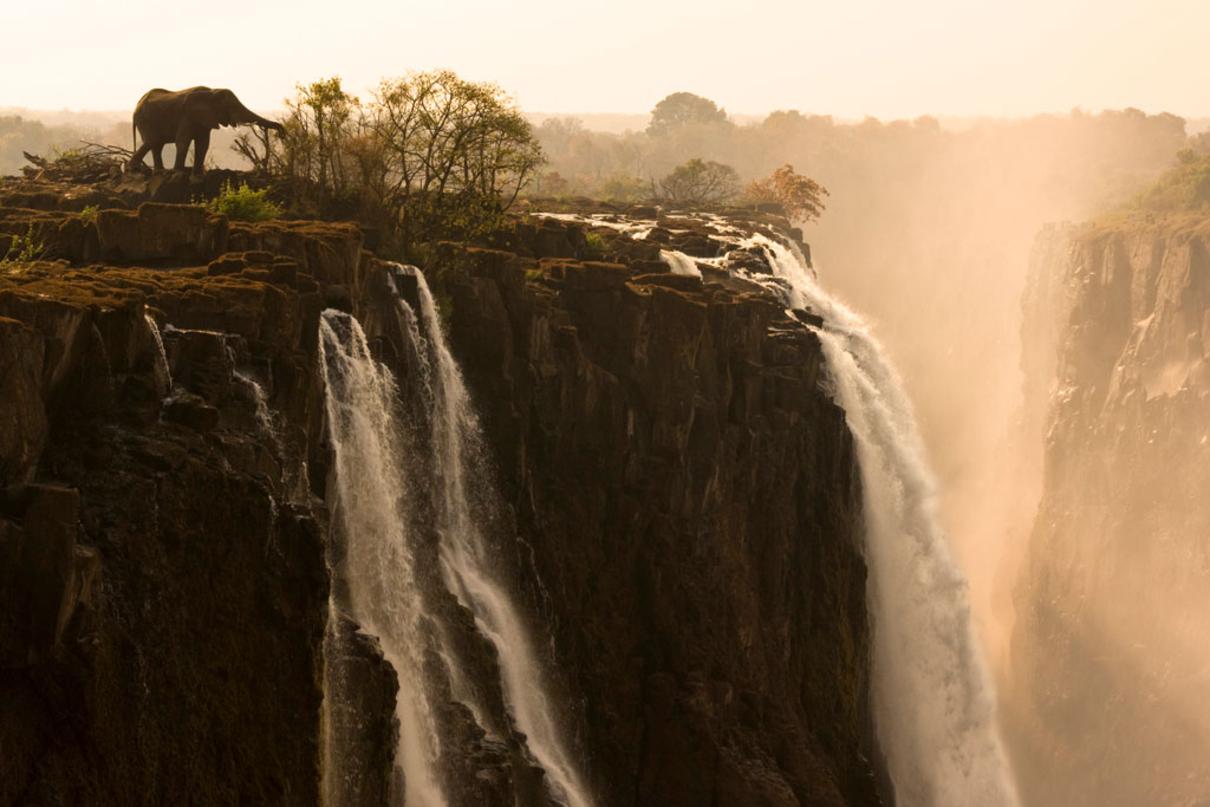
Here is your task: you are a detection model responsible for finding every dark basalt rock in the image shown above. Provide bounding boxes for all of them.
[0,172,878,806]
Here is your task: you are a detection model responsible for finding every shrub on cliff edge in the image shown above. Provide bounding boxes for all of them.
[206,181,283,222]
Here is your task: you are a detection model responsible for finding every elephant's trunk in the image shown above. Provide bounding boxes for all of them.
[229,101,284,132]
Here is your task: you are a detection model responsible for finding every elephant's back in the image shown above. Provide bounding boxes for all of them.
[135,87,213,109]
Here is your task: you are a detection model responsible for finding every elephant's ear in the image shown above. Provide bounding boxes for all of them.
[184,91,224,129]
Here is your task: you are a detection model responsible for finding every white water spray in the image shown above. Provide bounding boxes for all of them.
[318,311,447,807]
[396,266,595,807]
[658,249,703,278]
[751,234,1019,806]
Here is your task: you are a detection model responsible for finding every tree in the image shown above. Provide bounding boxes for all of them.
[367,70,545,249]
[245,71,544,255]
[744,164,829,222]
[275,77,362,208]
[659,158,739,205]
[647,92,729,137]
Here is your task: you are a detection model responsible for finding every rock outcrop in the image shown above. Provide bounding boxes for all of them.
[1008,215,1210,807]
[0,175,878,806]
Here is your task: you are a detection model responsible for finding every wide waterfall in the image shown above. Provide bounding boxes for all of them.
[318,311,447,807]
[750,234,1020,806]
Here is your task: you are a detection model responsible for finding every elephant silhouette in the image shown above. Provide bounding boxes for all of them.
[129,86,284,175]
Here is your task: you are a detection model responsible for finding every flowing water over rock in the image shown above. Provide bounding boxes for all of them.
[583,213,1019,806]
[658,249,702,278]
[144,310,173,393]
[319,270,593,806]
[319,311,447,807]
[395,265,595,807]
[747,235,1019,807]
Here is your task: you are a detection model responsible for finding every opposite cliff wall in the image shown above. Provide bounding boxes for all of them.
[1008,216,1210,807]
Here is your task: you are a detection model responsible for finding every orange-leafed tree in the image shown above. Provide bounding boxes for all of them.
[745,164,829,222]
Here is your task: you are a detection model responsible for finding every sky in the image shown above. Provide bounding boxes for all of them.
[3,0,1207,120]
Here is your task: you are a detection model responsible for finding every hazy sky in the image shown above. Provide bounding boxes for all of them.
[4,0,1206,119]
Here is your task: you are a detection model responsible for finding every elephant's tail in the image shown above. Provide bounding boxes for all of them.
[131,119,137,151]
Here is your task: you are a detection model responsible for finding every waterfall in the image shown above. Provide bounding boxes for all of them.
[395,266,595,807]
[658,249,703,278]
[144,311,172,392]
[750,234,1019,806]
[318,311,447,807]
[234,369,275,438]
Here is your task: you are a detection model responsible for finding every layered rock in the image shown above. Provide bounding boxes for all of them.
[1008,215,1210,807]
[0,176,878,806]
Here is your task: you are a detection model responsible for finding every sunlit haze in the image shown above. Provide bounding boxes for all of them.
[5,0,1208,118]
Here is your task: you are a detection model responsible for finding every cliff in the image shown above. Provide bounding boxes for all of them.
[0,176,879,805]
[1008,215,1210,806]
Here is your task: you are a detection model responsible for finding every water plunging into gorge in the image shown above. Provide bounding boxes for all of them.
[749,234,1020,807]
[317,213,1016,806]
[318,265,594,807]
[396,266,594,807]
[319,312,447,807]
[537,211,1020,805]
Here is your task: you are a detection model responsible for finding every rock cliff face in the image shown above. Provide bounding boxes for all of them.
[0,178,879,805]
[1009,216,1210,807]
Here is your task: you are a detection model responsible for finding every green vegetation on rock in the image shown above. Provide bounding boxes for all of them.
[206,181,283,222]
[1132,148,1210,212]
[238,71,544,259]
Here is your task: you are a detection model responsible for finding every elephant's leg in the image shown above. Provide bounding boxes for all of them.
[129,142,152,169]
[173,129,191,171]
[191,129,211,176]
[151,144,165,172]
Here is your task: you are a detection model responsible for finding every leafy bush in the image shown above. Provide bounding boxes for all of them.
[584,232,607,258]
[80,205,99,223]
[206,181,283,222]
[1,225,45,267]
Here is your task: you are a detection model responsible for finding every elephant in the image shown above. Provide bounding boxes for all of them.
[129,87,284,175]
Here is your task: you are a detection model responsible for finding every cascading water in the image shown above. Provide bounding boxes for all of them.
[749,233,1019,806]
[144,311,173,392]
[318,311,447,807]
[319,283,593,807]
[658,249,702,278]
[395,265,595,807]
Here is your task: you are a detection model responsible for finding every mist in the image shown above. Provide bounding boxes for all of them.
[518,105,1200,805]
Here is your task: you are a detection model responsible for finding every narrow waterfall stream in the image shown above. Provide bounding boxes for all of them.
[395,266,595,807]
[318,312,447,807]
[749,235,1020,807]
[143,311,172,393]
[318,268,593,806]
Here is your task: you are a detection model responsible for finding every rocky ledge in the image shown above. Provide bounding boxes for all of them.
[0,175,878,806]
